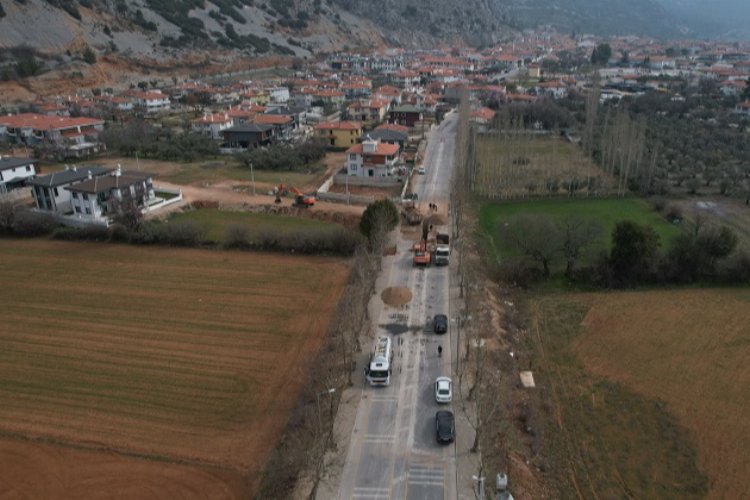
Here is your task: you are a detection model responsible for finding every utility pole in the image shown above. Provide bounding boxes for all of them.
[473,474,485,500]
[316,388,336,432]
[250,161,256,196]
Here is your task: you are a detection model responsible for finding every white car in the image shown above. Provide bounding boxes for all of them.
[435,376,452,403]
[417,166,426,175]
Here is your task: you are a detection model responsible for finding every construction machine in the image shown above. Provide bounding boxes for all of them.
[401,200,422,226]
[275,184,315,207]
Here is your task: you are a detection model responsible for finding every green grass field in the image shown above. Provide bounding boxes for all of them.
[480,198,682,263]
[168,209,337,242]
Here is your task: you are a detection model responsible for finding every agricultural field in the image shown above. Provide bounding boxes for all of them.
[525,292,719,499]
[473,134,614,199]
[0,239,350,499]
[574,289,750,499]
[168,208,338,243]
[479,197,682,263]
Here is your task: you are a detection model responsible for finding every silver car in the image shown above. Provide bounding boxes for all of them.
[435,376,452,403]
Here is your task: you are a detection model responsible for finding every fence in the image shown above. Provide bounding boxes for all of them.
[146,187,183,212]
[332,174,404,187]
[316,191,375,205]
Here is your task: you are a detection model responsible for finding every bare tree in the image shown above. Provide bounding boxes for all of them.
[501,214,562,278]
[559,217,604,277]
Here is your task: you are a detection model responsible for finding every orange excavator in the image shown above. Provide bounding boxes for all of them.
[276,184,315,207]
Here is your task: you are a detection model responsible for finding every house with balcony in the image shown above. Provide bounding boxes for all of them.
[221,123,275,150]
[314,120,363,149]
[0,156,37,195]
[345,136,400,177]
[0,113,105,159]
[28,165,111,213]
[66,167,155,221]
[132,90,171,113]
[253,114,295,140]
[346,98,390,123]
[389,105,423,127]
[191,112,233,140]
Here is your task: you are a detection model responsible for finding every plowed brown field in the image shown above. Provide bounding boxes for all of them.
[0,239,350,499]
[575,289,750,499]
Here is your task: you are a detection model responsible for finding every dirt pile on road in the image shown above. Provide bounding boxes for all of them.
[381,287,412,307]
[425,213,448,226]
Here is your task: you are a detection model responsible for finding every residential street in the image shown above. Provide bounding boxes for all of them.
[322,112,472,500]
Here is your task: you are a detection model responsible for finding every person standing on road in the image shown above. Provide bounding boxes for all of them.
[438,345,443,357]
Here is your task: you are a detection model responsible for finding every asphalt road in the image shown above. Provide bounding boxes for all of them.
[335,113,458,500]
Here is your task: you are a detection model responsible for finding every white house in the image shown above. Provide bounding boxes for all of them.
[735,100,750,115]
[66,167,155,220]
[27,165,111,213]
[0,156,37,195]
[133,91,171,113]
[345,136,400,177]
[191,112,233,140]
[268,86,290,104]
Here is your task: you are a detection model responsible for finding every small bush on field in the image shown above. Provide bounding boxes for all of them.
[650,197,666,213]
[0,200,20,233]
[11,210,57,236]
[108,223,131,242]
[52,225,108,241]
[665,204,683,223]
[225,223,251,248]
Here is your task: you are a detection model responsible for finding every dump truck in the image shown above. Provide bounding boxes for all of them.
[434,233,450,265]
[413,240,432,267]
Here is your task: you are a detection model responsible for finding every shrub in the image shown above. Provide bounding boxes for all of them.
[11,210,57,236]
[163,220,207,246]
[225,223,251,248]
[0,200,20,233]
[82,46,96,64]
[52,225,108,241]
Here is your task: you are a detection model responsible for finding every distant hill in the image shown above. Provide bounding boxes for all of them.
[0,0,694,63]
[655,0,750,39]
[331,0,685,44]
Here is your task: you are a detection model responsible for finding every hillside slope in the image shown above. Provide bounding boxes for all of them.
[0,0,385,57]
[0,0,689,63]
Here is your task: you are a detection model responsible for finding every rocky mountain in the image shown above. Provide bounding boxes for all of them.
[333,0,685,45]
[0,0,694,64]
[0,0,386,59]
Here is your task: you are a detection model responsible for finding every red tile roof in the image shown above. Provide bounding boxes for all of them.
[254,115,292,125]
[346,142,400,155]
[0,113,103,131]
[315,120,362,131]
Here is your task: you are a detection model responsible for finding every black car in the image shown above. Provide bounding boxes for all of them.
[433,314,448,334]
[435,410,455,444]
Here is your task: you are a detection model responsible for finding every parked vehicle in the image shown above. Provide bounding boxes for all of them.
[434,245,450,265]
[433,314,448,334]
[435,376,452,403]
[417,166,426,174]
[435,410,455,444]
[364,336,393,386]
